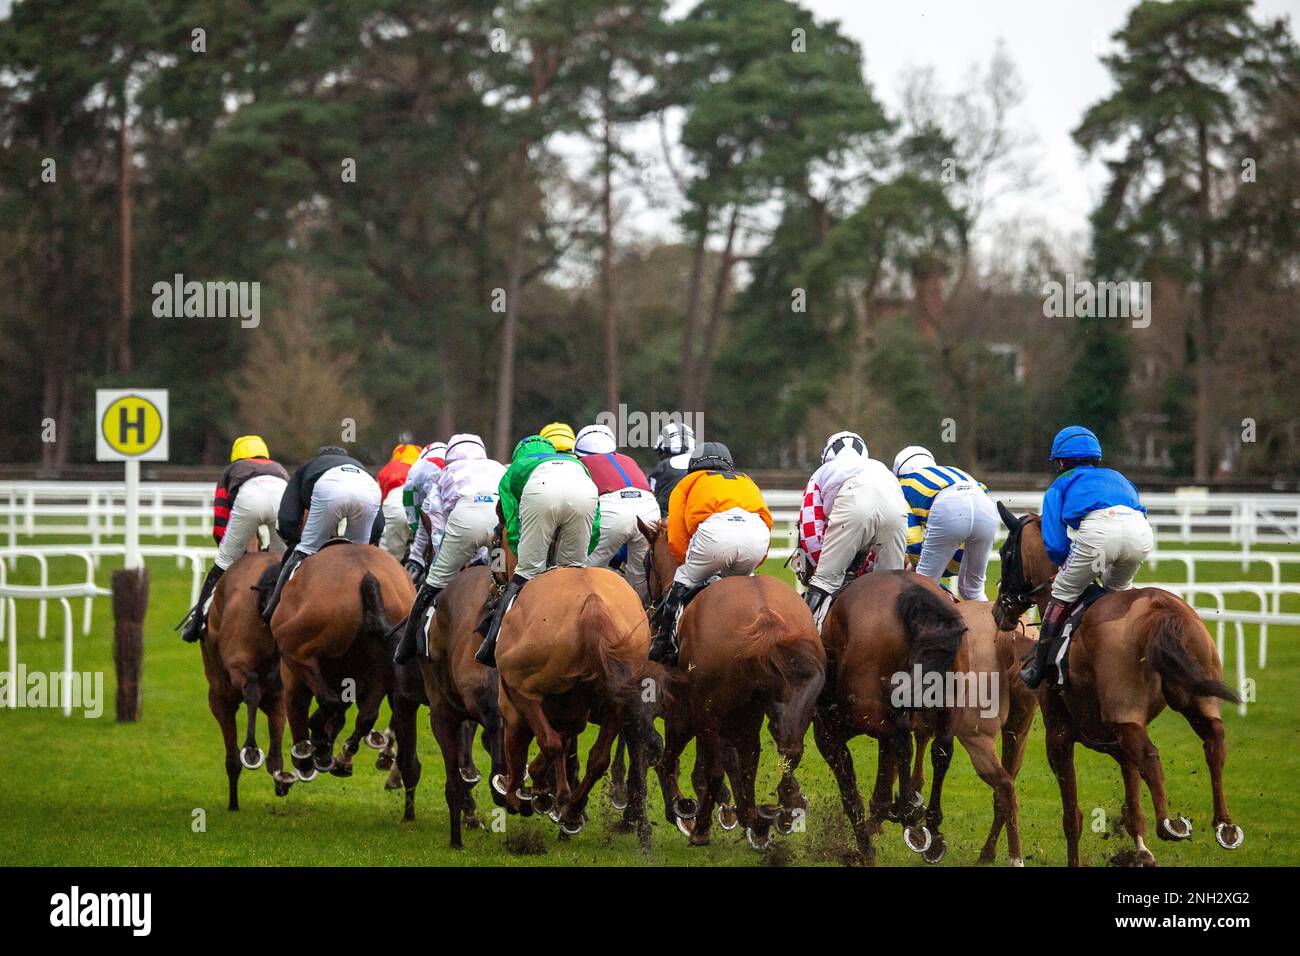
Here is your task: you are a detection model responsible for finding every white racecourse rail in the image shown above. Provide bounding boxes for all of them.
[3,481,1299,716]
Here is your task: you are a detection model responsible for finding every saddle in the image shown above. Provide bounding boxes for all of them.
[1052,582,1109,688]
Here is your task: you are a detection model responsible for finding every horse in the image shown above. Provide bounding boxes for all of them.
[639,518,827,850]
[403,562,509,847]
[203,551,294,809]
[811,569,969,865]
[268,541,414,783]
[992,502,1243,865]
[492,563,663,845]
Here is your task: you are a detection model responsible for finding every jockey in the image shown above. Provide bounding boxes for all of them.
[648,421,696,515]
[799,432,909,631]
[893,446,998,600]
[262,445,384,623]
[402,440,447,583]
[539,421,576,453]
[650,442,772,665]
[1020,425,1154,689]
[474,434,601,666]
[574,423,661,601]
[180,436,288,643]
[394,434,506,664]
[377,441,421,560]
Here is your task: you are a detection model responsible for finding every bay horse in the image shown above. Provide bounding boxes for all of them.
[493,564,663,845]
[269,542,414,783]
[203,551,294,808]
[639,519,826,850]
[407,562,509,848]
[993,503,1243,865]
[811,570,968,865]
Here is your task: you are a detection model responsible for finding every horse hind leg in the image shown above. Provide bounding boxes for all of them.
[1042,696,1084,866]
[210,688,242,811]
[262,687,294,796]
[966,730,1021,866]
[239,672,266,771]
[430,707,467,847]
[919,716,954,863]
[812,707,873,864]
[1180,704,1241,850]
[1128,724,1192,845]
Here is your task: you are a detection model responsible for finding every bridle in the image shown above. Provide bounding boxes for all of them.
[642,529,670,618]
[995,513,1049,621]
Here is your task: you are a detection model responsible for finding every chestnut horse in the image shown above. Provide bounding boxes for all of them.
[493,565,663,844]
[203,551,294,808]
[812,570,969,865]
[269,542,414,783]
[406,563,508,848]
[640,519,826,850]
[993,504,1242,865]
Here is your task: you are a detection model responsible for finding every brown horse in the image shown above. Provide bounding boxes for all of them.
[269,542,414,783]
[493,565,663,844]
[639,519,826,850]
[812,570,969,865]
[203,551,294,808]
[406,563,509,848]
[993,503,1243,865]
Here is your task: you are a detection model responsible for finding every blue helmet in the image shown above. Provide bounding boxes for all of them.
[1049,426,1102,461]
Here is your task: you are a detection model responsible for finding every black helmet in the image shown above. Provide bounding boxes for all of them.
[316,445,349,457]
[689,441,734,473]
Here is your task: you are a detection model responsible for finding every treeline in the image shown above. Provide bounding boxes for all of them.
[1,0,1297,479]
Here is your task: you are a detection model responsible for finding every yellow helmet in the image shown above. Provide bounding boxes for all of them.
[539,421,576,452]
[230,435,270,461]
[391,443,420,465]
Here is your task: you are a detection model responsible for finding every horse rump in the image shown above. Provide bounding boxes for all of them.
[897,584,966,679]
[1145,601,1238,704]
[738,606,824,691]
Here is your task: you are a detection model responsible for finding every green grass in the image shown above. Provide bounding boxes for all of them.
[2,537,1297,867]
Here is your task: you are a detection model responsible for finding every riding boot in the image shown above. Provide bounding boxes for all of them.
[475,574,526,667]
[1019,598,1071,689]
[394,584,442,665]
[803,585,833,634]
[649,582,690,665]
[181,564,224,643]
[262,549,305,625]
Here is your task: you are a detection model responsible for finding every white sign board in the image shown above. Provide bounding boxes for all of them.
[96,389,169,462]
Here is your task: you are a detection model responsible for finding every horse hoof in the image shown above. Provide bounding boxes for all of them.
[383,767,404,791]
[672,797,698,820]
[756,803,781,821]
[1159,816,1193,841]
[532,791,555,815]
[1008,857,1024,868]
[716,804,739,831]
[364,730,387,750]
[608,783,629,811]
[491,774,509,797]
[459,767,481,786]
[922,834,947,864]
[240,747,265,771]
[560,817,585,836]
[312,753,335,772]
[903,824,932,854]
[293,766,317,783]
[375,752,395,771]
[745,827,772,851]
[1136,849,1156,867]
[775,809,799,836]
[675,817,695,838]
[329,760,353,778]
[1215,823,1244,850]
[291,741,313,760]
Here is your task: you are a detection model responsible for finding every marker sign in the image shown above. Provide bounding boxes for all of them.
[96,390,169,462]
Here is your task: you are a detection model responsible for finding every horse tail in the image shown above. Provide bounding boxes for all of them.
[740,606,824,696]
[580,591,637,701]
[1146,600,1238,703]
[896,584,966,682]
[359,572,392,641]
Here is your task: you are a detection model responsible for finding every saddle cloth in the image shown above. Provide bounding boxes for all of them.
[1053,582,1109,687]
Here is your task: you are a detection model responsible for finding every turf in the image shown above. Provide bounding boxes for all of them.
[1,538,1297,867]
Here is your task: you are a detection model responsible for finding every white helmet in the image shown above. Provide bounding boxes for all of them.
[655,421,696,456]
[574,423,617,456]
[822,431,867,463]
[892,445,936,477]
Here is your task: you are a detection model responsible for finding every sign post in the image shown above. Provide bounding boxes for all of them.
[96,389,168,721]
